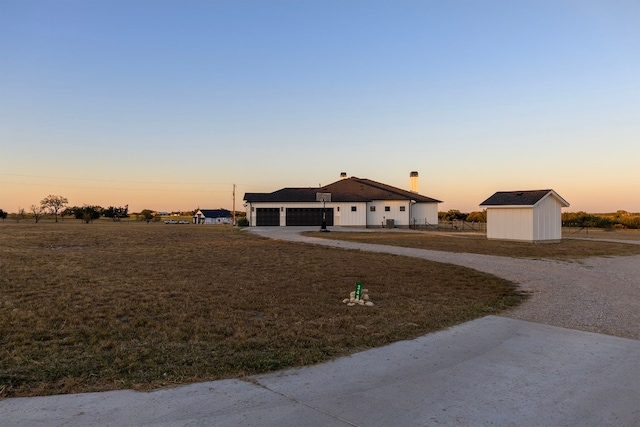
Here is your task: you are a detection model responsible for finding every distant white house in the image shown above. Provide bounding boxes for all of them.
[193,209,233,225]
[480,189,570,242]
[243,173,441,228]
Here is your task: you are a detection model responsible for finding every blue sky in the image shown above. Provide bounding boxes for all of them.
[1,0,638,213]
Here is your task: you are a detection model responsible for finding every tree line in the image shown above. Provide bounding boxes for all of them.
[2,200,637,229]
[562,211,640,229]
[437,209,639,229]
[438,210,487,222]
[0,195,71,223]
[0,195,163,224]
[0,197,244,225]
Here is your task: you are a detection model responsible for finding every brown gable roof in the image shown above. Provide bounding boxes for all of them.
[244,177,442,204]
[480,190,569,207]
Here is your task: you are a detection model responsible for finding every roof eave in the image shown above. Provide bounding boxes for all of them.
[539,190,570,208]
[480,204,535,208]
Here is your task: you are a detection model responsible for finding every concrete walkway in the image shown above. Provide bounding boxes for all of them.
[2,227,639,427]
[3,317,638,427]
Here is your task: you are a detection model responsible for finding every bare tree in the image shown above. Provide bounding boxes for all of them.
[41,195,69,223]
[15,207,26,223]
[31,205,44,223]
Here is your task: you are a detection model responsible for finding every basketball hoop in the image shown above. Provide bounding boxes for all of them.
[316,193,331,231]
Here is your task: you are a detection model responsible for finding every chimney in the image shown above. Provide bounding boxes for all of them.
[410,171,419,193]
[340,172,347,180]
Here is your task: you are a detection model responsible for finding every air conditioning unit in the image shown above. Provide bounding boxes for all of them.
[386,219,395,229]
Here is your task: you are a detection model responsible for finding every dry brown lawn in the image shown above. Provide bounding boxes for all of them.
[563,227,640,241]
[0,222,524,398]
[304,230,640,259]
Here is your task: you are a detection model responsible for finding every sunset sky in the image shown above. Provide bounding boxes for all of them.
[1,0,638,214]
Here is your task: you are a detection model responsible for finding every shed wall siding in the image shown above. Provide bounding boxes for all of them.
[487,208,534,241]
[533,196,562,240]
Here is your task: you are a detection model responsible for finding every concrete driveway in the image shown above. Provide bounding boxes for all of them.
[2,227,639,427]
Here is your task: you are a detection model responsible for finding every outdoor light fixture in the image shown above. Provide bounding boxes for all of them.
[317,192,331,232]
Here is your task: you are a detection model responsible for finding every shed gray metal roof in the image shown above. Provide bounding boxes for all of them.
[480,190,569,207]
[244,177,442,204]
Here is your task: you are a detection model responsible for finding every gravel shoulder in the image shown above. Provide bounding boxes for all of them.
[250,227,640,339]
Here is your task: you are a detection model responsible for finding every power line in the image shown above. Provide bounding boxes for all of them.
[2,181,233,193]
[0,173,234,187]
[0,173,277,191]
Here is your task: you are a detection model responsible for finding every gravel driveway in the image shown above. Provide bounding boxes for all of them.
[250,227,640,339]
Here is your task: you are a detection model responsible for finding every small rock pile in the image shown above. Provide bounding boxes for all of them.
[343,288,374,307]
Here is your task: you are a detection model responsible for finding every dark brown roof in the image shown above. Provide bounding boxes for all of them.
[480,190,569,207]
[244,177,442,204]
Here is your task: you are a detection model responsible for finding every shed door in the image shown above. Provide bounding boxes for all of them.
[256,208,280,226]
[286,208,334,226]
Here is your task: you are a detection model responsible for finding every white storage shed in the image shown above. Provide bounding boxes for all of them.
[480,190,570,242]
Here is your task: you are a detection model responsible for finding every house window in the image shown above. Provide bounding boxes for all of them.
[370,206,376,212]
[400,206,406,212]
[385,206,390,212]
[351,206,357,212]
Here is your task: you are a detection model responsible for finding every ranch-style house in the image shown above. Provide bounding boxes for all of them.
[243,173,441,228]
[193,209,233,225]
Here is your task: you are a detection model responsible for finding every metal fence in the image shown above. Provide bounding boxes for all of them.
[408,220,487,232]
[436,220,486,232]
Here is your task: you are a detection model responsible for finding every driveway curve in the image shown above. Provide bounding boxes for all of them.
[3,227,639,427]
[249,227,640,340]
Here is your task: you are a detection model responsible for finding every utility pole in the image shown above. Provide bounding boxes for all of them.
[232,184,236,226]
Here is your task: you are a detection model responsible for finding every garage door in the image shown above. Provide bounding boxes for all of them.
[286,208,334,226]
[256,208,280,226]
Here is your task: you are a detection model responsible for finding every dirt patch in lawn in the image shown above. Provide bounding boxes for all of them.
[0,222,524,397]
